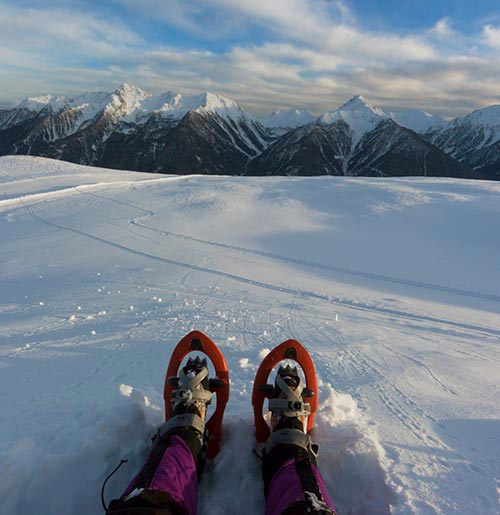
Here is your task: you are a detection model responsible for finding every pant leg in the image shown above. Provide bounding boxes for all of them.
[263,445,337,515]
[107,435,198,515]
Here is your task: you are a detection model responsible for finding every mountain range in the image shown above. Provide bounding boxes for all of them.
[0,84,498,180]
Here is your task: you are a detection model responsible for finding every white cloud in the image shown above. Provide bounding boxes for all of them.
[116,0,348,40]
[0,4,139,59]
[482,25,500,47]
[431,18,454,39]
[116,0,434,63]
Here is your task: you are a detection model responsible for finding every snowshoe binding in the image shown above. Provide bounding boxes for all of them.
[160,355,213,438]
[263,363,317,456]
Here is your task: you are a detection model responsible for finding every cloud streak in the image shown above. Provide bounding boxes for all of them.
[1,0,500,117]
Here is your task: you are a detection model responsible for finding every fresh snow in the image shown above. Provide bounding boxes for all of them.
[10,84,256,127]
[1,156,500,515]
[390,109,446,133]
[259,109,316,135]
[17,95,69,113]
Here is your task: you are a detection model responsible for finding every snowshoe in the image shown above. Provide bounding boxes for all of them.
[163,331,230,459]
[252,339,318,452]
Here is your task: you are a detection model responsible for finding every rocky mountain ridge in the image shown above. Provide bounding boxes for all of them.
[247,98,471,178]
[425,105,500,180]
[0,85,497,179]
[0,84,270,174]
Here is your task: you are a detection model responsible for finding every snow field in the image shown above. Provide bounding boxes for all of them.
[1,156,499,514]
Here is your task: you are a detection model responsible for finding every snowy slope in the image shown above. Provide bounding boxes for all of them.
[1,156,500,515]
[390,109,446,133]
[259,109,316,136]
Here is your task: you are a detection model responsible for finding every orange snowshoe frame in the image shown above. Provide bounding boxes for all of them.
[252,339,318,444]
[163,331,230,459]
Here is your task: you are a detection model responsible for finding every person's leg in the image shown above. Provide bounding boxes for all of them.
[107,357,210,515]
[107,430,201,515]
[263,441,336,515]
[261,365,337,515]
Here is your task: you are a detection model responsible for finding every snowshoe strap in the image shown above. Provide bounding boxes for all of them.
[171,388,213,404]
[172,367,213,404]
[160,413,206,436]
[268,375,312,417]
[265,428,316,455]
[181,365,208,388]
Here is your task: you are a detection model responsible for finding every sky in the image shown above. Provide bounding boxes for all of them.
[1,0,500,117]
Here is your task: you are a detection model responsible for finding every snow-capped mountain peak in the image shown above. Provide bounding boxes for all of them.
[182,91,246,118]
[449,104,500,142]
[427,103,500,169]
[456,104,500,147]
[106,84,151,120]
[338,94,385,116]
[1,84,270,170]
[103,87,249,123]
[18,95,68,113]
[113,83,149,103]
[15,86,246,122]
[197,91,239,110]
[319,95,388,146]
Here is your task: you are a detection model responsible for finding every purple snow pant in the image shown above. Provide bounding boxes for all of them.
[113,437,335,515]
[265,458,336,515]
[115,435,198,515]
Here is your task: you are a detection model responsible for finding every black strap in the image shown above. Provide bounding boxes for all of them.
[101,459,129,512]
[106,489,182,514]
[296,449,322,497]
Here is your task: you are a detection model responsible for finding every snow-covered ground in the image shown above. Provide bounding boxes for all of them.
[1,156,499,515]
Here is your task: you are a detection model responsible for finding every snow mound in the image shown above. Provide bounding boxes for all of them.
[314,383,402,514]
[0,379,400,515]
[0,386,161,515]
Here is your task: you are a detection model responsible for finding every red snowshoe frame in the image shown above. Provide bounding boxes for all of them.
[163,331,230,459]
[252,339,318,444]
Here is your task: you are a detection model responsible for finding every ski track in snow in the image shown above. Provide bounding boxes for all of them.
[9,178,498,346]
[78,185,500,304]
[22,201,500,346]
[1,157,500,515]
